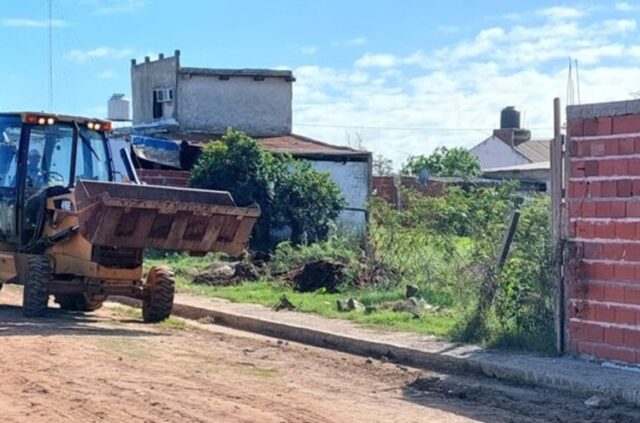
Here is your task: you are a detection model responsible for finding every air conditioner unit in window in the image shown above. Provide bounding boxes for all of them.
[155,88,173,103]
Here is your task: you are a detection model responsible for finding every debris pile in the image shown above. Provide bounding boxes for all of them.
[336,283,442,318]
[291,260,345,293]
[192,257,263,286]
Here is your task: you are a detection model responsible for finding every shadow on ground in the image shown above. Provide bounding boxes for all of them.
[401,372,640,423]
[0,304,159,338]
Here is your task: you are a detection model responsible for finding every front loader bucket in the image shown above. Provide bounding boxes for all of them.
[74,180,260,255]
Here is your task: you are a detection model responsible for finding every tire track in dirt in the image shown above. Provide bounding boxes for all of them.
[5,285,638,423]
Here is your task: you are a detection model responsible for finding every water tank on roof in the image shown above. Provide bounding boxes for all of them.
[108,94,130,121]
[500,106,520,129]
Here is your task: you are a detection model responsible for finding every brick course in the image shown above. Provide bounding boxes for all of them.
[566,106,640,366]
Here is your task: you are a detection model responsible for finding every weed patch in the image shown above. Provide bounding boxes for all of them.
[147,185,555,353]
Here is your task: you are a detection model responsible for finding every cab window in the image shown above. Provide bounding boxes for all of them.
[75,128,110,182]
[0,116,21,188]
[26,125,73,190]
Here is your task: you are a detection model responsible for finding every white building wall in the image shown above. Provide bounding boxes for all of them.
[310,160,370,236]
[470,136,530,170]
[177,74,292,137]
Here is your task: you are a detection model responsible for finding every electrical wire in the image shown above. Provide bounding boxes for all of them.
[295,123,553,132]
[48,0,54,112]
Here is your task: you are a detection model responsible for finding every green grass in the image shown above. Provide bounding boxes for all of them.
[143,251,458,337]
[174,278,456,337]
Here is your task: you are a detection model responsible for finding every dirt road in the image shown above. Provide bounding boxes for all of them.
[1,285,639,423]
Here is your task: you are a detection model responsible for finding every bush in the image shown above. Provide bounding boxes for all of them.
[386,182,518,239]
[190,129,345,248]
[369,185,555,352]
[402,147,481,177]
[271,234,360,274]
[273,160,345,244]
[491,195,555,351]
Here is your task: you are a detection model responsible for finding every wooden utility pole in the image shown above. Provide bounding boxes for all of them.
[551,97,565,354]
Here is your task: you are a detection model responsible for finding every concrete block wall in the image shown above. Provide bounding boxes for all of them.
[566,99,640,365]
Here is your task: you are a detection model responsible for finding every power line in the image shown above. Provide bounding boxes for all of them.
[47,0,54,112]
[296,123,490,132]
[295,122,553,132]
[575,58,581,105]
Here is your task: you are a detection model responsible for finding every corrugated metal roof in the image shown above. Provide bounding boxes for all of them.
[515,139,550,163]
[259,134,364,155]
[483,161,550,172]
[173,132,368,158]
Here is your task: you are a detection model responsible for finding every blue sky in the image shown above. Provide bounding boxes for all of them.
[1,0,640,165]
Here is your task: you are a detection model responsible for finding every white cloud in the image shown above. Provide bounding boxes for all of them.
[537,6,585,20]
[289,9,640,167]
[615,1,640,11]
[345,37,367,46]
[355,53,398,68]
[355,17,636,71]
[300,46,318,55]
[80,0,146,15]
[437,27,505,62]
[66,47,134,63]
[629,45,640,57]
[0,18,67,28]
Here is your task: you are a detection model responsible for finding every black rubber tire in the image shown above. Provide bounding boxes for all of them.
[142,266,175,323]
[55,294,106,312]
[22,256,51,318]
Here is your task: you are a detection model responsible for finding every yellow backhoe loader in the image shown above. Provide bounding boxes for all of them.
[0,112,259,321]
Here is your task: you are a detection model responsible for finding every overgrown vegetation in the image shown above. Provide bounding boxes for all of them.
[164,137,552,352]
[190,129,345,248]
[363,182,555,352]
[402,146,481,177]
[153,179,555,353]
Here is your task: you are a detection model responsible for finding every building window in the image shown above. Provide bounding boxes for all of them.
[152,88,173,120]
[154,88,173,103]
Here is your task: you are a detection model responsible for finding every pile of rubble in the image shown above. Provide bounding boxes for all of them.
[192,254,441,319]
[336,284,442,318]
[192,256,263,286]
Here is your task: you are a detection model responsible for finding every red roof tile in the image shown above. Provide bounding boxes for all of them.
[174,132,368,157]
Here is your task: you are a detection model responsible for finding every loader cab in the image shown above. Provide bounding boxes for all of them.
[0,113,113,249]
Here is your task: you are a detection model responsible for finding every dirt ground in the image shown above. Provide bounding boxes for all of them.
[1,285,639,423]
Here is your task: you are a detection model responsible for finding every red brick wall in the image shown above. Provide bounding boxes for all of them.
[566,108,640,365]
[372,176,398,204]
[372,176,444,205]
[137,169,191,187]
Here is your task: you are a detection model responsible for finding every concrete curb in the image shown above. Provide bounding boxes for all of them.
[111,296,640,407]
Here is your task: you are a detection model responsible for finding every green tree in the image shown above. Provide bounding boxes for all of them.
[402,147,481,177]
[190,129,345,248]
[273,161,345,243]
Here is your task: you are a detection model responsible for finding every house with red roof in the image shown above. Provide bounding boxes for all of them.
[116,51,372,236]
